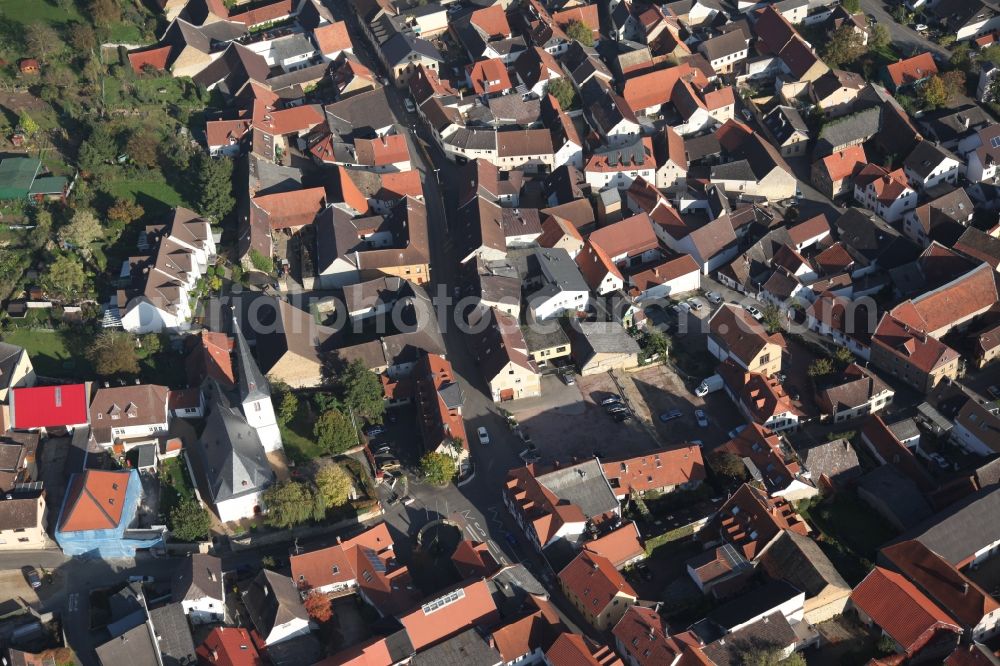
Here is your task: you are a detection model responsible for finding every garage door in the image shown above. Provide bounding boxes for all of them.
[499,388,514,401]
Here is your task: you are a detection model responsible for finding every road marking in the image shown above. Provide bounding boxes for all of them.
[473,521,486,537]
[465,525,479,542]
[487,506,505,528]
[68,593,78,613]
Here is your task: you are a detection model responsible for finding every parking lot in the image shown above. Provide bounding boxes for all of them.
[629,365,740,451]
[511,374,659,462]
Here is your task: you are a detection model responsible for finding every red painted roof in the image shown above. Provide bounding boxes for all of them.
[196,627,265,666]
[59,470,129,532]
[583,522,645,568]
[850,567,960,655]
[819,145,868,183]
[12,384,88,430]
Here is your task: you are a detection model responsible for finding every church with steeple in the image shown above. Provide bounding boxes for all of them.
[230,314,282,452]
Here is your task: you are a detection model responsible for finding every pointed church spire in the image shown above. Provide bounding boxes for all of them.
[230,308,270,403]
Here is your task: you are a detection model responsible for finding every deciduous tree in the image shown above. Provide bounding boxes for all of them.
[42,254,87,302]
[314,408,357,455]
[822,26,866,68]
[303,592,333,622]
[90,0,121,26]
[869,24,891,52]
[24,23,64,63]
[337,359,385,421]
[808,357,835,377]
[420,452,456,486]
[88,330,140,376]
[263,481,318,528]
[126,131,160,168]
[919,75,949,109]
[278,391,298,426]
[546,77,577,111]
[108,198,143,226]
[169,499,212,541]
[58,209,103,253]
[565,20,594,47]
[17,111,38,137]
[709,451,746,478]
[315,463,352,508]
[69,22,97,52]
[939,70,966,102]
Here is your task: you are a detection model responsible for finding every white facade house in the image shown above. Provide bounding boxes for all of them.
[903,142,962,192]
[121,209,217,334]
[525,249,591,320]
[174,554,225,625]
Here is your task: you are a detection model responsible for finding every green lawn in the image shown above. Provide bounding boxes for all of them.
[0,0,83,25]
[159,457,195,520]
[106,176,186,214]
[1,328,95,379]
[280,402,325,463]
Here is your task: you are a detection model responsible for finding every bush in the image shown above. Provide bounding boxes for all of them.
[249,249,273,272]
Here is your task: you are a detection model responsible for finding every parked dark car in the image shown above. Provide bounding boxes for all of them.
[22,566,41,589]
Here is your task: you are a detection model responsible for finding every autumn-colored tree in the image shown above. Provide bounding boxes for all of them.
[126,131,160,168]
[939,70,966,102]
[108,198,144,226]
[919,75,949,109]
[304,592,333,622]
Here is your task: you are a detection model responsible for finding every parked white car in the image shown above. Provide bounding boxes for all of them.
[477,427,490,445]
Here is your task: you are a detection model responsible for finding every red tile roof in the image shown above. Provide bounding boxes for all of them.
[545,633,618,666]
[621,63,708,114]
[491,610,562,663]
[850,567,960,655]
[227,0,294,27]
[882,540,1000,629]
[468,58,513,95]
[290,522,394,592]
[714,483,808,559]
[890,263,998,337]
[313,21,351,55]
[818,145,867,183]
[186,330,235,389]
[719,416,803,492]
[704,86,735,110]
[559,550,637,613]
[450,540,499,579]
[253,103,325,136]
[127,45,172,73]
[612,606,683,666]
[602,445,705,498]
[583,522,645,568]
[59,470,129,532]
[886,52,938,89]
[629,254,701,296]
[470,4,511,39]
[206,118,252,149]
[855,163,912,204]
[505,466,587,546]
[337,165,371,214]
[576,240,622,292]
[354,134,410,167]
[11,384,88,430]
[414,353,467,455]
[587,212,659,261]
[251,187,326,230]
[399,579,499,651]
[552,5,599,38]
[872,313,960,375]
[196,627,265,666]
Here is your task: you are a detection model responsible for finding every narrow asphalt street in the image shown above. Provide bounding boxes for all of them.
[336,0,576,616]
[860,0,949,57]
